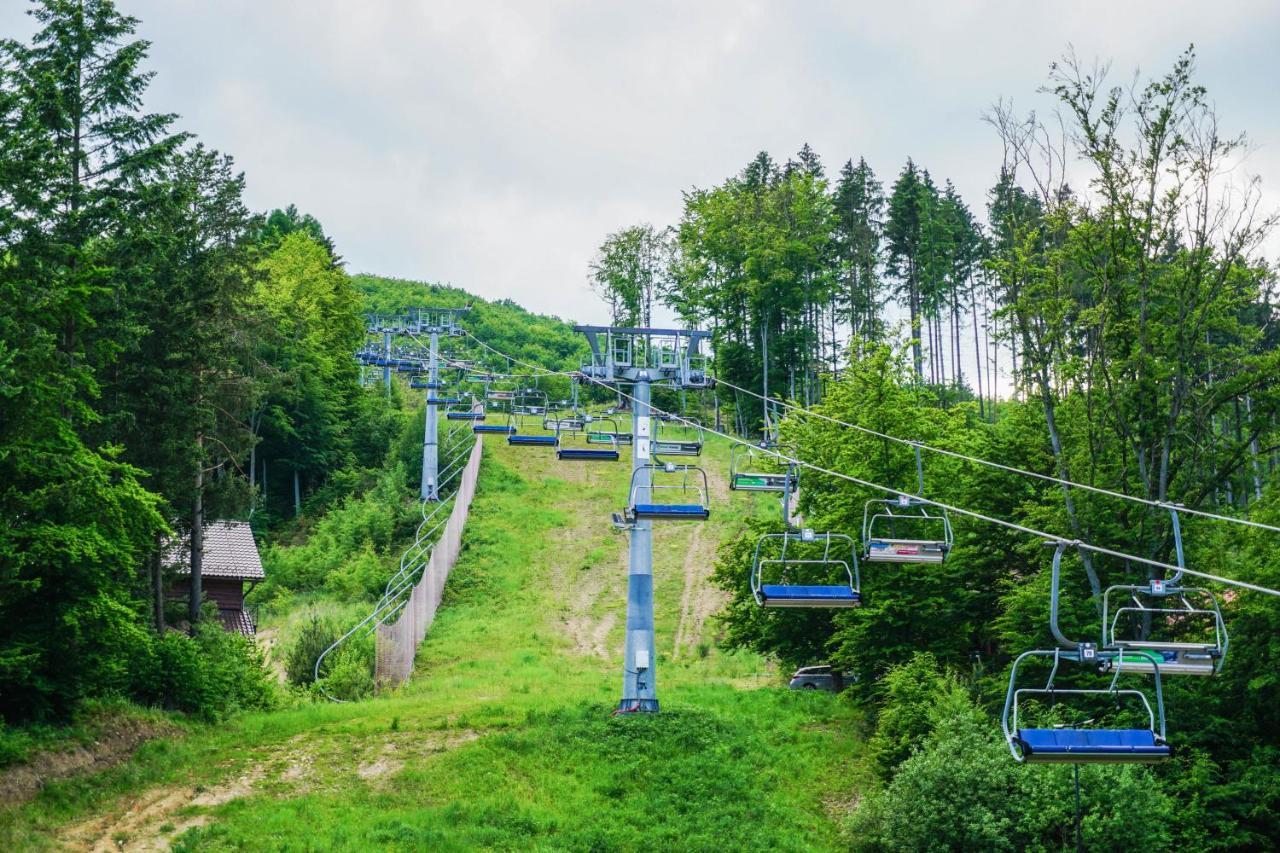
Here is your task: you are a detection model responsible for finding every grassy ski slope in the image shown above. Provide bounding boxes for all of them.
[6,435,869,851]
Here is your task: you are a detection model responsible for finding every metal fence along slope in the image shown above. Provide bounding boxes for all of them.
[375,434,484,687]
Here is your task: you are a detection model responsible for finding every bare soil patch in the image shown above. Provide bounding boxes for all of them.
[57,728,479,851]
[0,715,179,809]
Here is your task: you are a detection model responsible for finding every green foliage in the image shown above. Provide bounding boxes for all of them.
[284,615,337,687]
[134,622,276,721]
[258,463,418,604]
[0,435,164,720]
[674,147,838,431]
[318,639,375,702]
[853,657,1176,851]
[865,652,956,774]
[253,232,366,511]
[589,223,673,326]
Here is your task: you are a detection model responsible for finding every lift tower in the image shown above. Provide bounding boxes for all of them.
[367,308,468,501]
[576,325,712,712]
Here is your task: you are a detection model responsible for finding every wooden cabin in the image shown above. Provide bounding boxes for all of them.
[166,520,265,636]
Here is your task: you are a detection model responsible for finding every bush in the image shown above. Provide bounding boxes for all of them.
[851,680,1176,851]
[866,652,955,776]
[285,614,338,687]
[256,464,414,603]
[134,621,277,721]
[320,642,375,701]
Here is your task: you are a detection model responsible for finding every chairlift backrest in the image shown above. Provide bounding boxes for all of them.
[627,463,710,520]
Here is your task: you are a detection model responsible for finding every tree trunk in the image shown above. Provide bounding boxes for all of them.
[151,532,166,634]
[909,265,923,380]
[970,279,985,419]
[189,449,204,629]
[1038,368,1100,597]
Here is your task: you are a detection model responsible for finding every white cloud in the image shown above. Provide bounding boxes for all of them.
[1,0,1276,329]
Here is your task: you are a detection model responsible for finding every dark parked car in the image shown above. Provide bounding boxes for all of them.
[788,665,856,692]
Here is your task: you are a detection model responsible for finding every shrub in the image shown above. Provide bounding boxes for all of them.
[134,621,277,721]
[285,614,338,687]
[866,652,955,776]
[851,683,1176,851]
[321,642,375,701]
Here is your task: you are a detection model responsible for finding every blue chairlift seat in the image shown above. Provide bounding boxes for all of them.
[473,424,515,434]
[508,434,558,447]
[1015,728,1170,764]
[557,447,619,462]
[759,585,860,608]
[427,397,464,405]
[447,412,485,421]
[632,503,709,521]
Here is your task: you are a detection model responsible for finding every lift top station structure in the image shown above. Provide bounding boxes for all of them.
[575,326,712,713]
[360,308,469,502]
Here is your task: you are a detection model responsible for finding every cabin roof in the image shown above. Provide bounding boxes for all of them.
[165,520,265,580]
[218,608,257,637]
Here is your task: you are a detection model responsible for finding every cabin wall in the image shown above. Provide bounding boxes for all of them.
[169,577,245,610]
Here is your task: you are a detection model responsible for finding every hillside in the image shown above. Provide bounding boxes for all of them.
[353,274,588,373]
[4,436,868,850]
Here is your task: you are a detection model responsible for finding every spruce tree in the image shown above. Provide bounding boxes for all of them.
[832,157,885,350]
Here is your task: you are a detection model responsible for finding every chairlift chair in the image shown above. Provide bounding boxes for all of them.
[751,529,860,608]
[626,462,710,521]
[861,495,953,564]
[1002,648,1171,764]
[473,423,515,434]
[1102,582,1227,676]
[556,419,619,461]
[512,388,549,417]
[505,412,557,447]
[446,396,486,421]
[1099,505,1228,676]
[585,417,633,446]
[544,404,586,433]
[729,444,796,493]
[650,417,704,457]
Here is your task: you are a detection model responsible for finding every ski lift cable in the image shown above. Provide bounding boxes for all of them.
[710,373,1280,536]
[458,331,1280,598]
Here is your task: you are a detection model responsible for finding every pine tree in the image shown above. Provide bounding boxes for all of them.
[0,0,175,718]
[832,157,885,351]
[885,160,927,379]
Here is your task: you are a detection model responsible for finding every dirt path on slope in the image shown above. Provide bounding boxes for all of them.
[670,459,732,659]
[57,729,479,852]
[534,442,736,662]
[544,455,627,659]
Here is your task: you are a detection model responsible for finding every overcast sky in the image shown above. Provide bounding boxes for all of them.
[4,1,1278,326]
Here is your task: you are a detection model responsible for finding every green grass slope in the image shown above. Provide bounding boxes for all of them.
[4,435,869,851]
